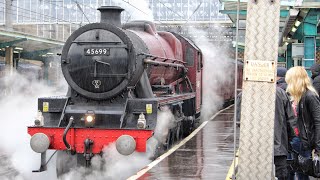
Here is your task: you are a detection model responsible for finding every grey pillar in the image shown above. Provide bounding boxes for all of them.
[237,0,280,179]
[5,47,13,74]
[5,0,13,30]
[43,60,50,85]
[4,47,13,95]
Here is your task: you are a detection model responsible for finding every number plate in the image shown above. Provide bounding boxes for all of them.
[84,48,110,56]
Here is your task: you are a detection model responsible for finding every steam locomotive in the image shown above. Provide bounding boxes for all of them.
[27,6,204,175]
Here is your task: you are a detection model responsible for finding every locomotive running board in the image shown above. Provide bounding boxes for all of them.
[157,93,196,106]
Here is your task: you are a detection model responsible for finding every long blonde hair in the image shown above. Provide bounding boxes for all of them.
[285,66,318,103]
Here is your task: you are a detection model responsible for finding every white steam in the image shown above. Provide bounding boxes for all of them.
[0,69,67,180]
[61,144,150,180]
[0,67,176,180]
[111,0,154,21]
[188,27,234,121]
[153,106,175,144]
[62,106,175,180]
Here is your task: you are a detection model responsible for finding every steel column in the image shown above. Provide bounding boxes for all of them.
[287,43,293,68]
[237,0,280,179]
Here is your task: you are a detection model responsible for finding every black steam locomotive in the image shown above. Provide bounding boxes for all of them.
[28,6,203,176]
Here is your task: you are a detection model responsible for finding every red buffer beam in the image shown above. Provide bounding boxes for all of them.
[28,127,153,154]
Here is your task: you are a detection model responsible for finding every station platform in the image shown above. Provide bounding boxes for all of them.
[129,106,238,180]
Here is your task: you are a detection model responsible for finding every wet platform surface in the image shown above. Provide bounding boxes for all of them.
[141,107,238,180]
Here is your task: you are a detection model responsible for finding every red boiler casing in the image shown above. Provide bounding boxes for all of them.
[126,22,184,85]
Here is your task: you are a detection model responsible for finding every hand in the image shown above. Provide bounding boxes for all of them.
[313,149,320,161]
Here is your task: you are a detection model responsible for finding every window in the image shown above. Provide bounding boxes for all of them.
[197,52,202,72]
[185,45,194,67]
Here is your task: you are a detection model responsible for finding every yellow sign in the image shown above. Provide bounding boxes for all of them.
[146,104,152,114]
[244,60,276,83]
[43,102,49,112]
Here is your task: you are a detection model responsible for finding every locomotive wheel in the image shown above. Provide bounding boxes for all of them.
[182,115,196,138]
[176,122,184,140]
[165,130,175,150]
[56,151,77,177]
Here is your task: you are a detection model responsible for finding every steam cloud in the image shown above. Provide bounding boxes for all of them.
[0,67,175,180]
[111,0,154,21]
[0,68,67,180]
[60,106,175,180]
[60,144,150,180]
[187,27,234,121]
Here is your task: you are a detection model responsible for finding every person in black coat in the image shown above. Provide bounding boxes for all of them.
[310,63,320,95]
[236,87,296,180]
[276,67,288,91]
[274,87,297,180]
[286,66,320,180]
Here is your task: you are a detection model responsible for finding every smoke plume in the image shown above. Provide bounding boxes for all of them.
[61,106,175,180]
[111,0,154,21]
[0,68,67,180]
[60,144,150,180]
[187,27,234,121]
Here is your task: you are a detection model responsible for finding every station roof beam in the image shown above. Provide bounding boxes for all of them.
[20,48,61,62]
[219,10,289,18]
[0,29,64,53]
[0,38,27,49]
[279,9,300,46]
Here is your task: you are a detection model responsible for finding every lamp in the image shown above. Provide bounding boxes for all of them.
[295,20,301,27]
[85,110,95,127]
[15,47,23,50]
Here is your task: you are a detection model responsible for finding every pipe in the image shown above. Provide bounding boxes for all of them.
[63,116,74,150]
[232,0,240,179]
[144,59,188,73]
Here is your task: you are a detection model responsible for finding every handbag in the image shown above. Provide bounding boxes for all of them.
[289,149,314,176]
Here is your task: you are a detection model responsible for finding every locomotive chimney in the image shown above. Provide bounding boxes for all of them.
[98,6,124,27]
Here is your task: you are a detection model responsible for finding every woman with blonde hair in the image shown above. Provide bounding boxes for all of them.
[286,66,320,180]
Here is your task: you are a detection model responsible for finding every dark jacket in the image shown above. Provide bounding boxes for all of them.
[297,90,320,151]
[274,87,297,156]
[313,76,320,95]
[276,77,287,91]
[311,64,320,95]
[236,88,297,156]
